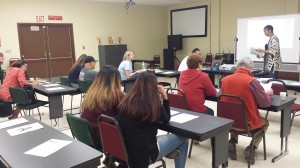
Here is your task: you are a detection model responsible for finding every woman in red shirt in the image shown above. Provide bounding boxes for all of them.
[0,60,39,119]
[178,54,217,115]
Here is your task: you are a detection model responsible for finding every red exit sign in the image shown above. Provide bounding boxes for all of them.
[48,15,63,21]
[36,16,44,22]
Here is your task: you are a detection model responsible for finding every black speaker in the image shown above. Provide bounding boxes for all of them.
[168,35,182,50]
[163,49,175,70]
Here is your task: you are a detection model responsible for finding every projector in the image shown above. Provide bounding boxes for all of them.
[219,64,236,71]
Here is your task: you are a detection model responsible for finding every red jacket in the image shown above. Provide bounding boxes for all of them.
[221,68,262,128]
[179,69,217,113]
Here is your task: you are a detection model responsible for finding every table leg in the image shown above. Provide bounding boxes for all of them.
[48,95,63,120]
[272,106,291,162]
[212,130,229,168]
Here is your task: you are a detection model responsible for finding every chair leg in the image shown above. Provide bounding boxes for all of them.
[291,111,296,130]
[188,139,194,158]
[70,95,73,114]
[263,135,266,160]
[265,111,269,119]
[37,108,42,121]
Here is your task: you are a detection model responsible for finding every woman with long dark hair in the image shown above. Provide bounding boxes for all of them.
[117,73,188,168]
[68,54,87,86]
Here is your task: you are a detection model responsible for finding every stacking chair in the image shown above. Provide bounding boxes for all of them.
[266,79,300,129]
[60,77,81,114]
[147,69,172,88]
[9,87,48,120]
[98,114,166,168]
[217,94,266,168]
[77,79,93,102]
[153,55,161,68]
[215,53,222,60]
[66,113,102,151]
[202,53,213,67]
[166,88,195,158]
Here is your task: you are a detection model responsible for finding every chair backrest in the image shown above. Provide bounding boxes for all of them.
[60,77,71,87]
[217,94,249,133]
[215,53,222,60]
[147,69,155,75]
[77,80,93,93]
[266,79,287,96]
[98,114,129,165]
[205,53,213,63]
[166,88,188,110]
[153,55,160,63]
[66,113,97,148]
[9,87,30,105]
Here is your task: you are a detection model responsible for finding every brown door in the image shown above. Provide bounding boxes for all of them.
[18,23,75,79]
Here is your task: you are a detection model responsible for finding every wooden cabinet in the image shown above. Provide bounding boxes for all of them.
[98,45,127,69]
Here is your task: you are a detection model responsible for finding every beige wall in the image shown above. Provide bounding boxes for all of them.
[0,0,167,70]
[168,0,299,61]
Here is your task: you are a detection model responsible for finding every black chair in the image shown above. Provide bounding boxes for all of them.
[59,77,81,114]
[147,69,172,88]
[9,87,48,120]
[217,94,266,167]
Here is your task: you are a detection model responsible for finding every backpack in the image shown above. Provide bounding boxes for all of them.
[23,84,37,104]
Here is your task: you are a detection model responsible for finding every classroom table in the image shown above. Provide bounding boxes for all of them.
[207,94,296,163]
[0,116,102,168]
[158,107,233,168]
[131,59,159,70]
[34,83,79,119]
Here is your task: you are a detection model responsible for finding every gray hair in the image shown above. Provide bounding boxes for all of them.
[237,57,254,68]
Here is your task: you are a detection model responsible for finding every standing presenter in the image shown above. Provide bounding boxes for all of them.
[256,25,281,79]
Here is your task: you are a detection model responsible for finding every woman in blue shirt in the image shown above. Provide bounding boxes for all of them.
[118,51,141,80]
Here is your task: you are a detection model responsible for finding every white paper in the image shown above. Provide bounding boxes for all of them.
[170,113,199,123]
[155,69,163,73]
[24,139,72,157]
[162,71,174,74]
[260,83,272,91]
[7,122,43,136]
[287,82,300,86]
[0,118,28,130]
[42,84,60,87]
[170,110,180,116]
[45,87,65,91]
[258,78,273,82]
[250,47,264,57]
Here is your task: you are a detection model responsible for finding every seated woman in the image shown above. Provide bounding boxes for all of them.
[81,65,124,150]
[118,51,141,81]
[0,60,39,119]
[178,54,217,116]
[117,73,188,168]
[68,54,86,87]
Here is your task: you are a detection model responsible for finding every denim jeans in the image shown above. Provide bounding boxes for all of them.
[157,134,188,168]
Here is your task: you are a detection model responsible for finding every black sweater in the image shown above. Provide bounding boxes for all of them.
[117,100,170,168]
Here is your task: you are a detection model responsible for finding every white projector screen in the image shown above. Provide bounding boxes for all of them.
[236,14,300,63]
[171,6,207,37]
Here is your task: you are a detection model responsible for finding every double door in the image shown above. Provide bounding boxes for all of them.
[18,23,75,79]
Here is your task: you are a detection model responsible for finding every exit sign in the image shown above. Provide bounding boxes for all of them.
[36,16,44,22]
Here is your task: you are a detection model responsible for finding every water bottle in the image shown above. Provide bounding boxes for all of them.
[142,61,145,70]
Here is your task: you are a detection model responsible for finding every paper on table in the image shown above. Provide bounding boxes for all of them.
[170,110,180,116]
[24,139,72,157]
[260,83,272,91]
[287,82,300,86]
[42,84,60,87]
[155,69,163,73]
[45,87,65,91]
[250,47,264,57]
[162,71,174,74]
[170,113,199,123]
[7,122,43,136]
[0,118,28,130]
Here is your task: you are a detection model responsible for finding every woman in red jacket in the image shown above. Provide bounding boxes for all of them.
[178,54,217,115]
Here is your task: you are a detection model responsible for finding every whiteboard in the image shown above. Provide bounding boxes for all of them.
[171,6,207,37]
[236,14,300,63]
